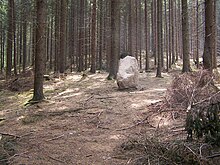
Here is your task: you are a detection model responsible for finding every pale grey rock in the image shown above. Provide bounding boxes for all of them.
[117,56,139,90]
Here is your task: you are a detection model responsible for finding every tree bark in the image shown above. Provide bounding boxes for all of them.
[6,0,13,79]
[145,0,149,71]
[59,0,67,73]
[107,0,120,80]
[90,0,97,73]
[32,0,46,101]
[203,0,216,71]
[156,0,162,77]
[182,0,190,72]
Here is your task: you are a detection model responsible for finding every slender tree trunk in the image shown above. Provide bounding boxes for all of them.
[182,0,190,72]
[156,0,162,77]
[22,15,27,72]
[145,0,149,71]
[171,0,175,64]
[59,0,67,73]
[90,0,96,73]
[54,0,60,72]
[168,0,172,68]
[107,0,119,80]
[6,0,13,79]
[128,0,132,55]
[164,0,169,72]
[203,0,215,71]
[78,0,85,72]
[12,0,17,76]
[196,0,199,68]
[138,0,142,70]
[32,0,46,101]
[98,0,103,70]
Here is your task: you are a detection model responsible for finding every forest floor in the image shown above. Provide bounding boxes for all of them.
[0,66,219,164]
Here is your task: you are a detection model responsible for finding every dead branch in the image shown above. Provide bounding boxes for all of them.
[8,152,29,160]
[48,155,66,164]
[46,134,65,142]
[116,119,155,131]
[184,144,198,158]
[193,90,220,106]
[206,153,220,159]
[0,132,20,138]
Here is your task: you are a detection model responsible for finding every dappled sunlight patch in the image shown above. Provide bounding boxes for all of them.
[58,88,77,96]
[87,81,109,89]
[66,74,82,81]
[61,92,83,99]
[130,103,142,109]
[109,134,125,140]
[56,105,69,111]
[143,99,162,105]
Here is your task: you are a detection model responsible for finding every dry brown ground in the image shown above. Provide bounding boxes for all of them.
[0,71,188,165]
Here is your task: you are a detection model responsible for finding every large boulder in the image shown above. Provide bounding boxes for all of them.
[117,56,139,90]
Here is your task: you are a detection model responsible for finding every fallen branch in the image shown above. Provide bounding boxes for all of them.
[48,155,66,164]
[46,134,65,142]
[206,153,220,159]
[184,144,198,158]
[0,132,20,138]
[116,119,155,131]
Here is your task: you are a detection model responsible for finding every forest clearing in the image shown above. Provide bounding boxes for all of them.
[1,65,220,164]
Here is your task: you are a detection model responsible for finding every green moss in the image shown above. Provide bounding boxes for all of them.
[21,114,45,125]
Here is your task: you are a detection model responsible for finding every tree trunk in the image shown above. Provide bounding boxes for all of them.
[156,0,162,77]
[78,0,85,72]
[59,0,67,73]
[145,0,149,71]
[12,0,17,76]
[164,0,169,72]
[32,0,46,101]
[203,0,215,71]
[6,0,13,79]
[54,0,60,72]
[107,0,120,80]
[90,0,97,73]
[182,0,190,72]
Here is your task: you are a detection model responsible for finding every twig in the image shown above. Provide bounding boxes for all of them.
[206,153,220,159]
[20,131,35,138]
[193,90,220,106]
[0,132,20,138]
[46,134,65,142]
[184,144,198,157]
[116,119,155,131]
[95,96,115,99]
[48,155,66,164]
[8,152,29,160]
[199,143,209,159]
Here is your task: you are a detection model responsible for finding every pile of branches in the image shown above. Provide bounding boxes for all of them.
[166,70,219,111]
[115,136,220,165]
[165,70,220,144]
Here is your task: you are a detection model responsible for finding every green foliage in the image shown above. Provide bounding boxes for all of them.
[0,136,17,165]
[0,0,7,23]
[21,114,45,125]
[186,102,220,146]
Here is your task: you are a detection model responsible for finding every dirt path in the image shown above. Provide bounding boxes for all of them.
[1,72,173,164]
